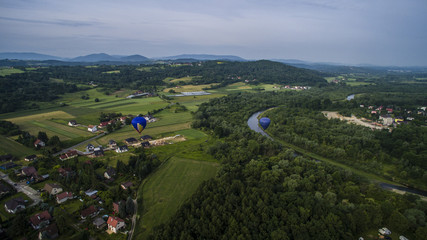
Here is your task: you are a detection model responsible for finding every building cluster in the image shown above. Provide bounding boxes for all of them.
[361,105,426,127]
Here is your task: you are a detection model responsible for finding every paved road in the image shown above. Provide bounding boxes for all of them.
[0,171,41,206]
[53,132,106,156]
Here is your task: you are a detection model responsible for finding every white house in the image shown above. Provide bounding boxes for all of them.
[88,125,97,133]
[107,216,125,233]
[115,146,129,153]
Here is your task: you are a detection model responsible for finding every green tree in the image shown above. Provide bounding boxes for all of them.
[126,196,135,216]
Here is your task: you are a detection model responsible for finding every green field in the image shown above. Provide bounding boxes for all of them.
[134,156,219,239]
[0,135,36,157]
[0,68,24,76]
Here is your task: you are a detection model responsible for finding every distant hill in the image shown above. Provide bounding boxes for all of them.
[0,52,63,61]
[157,54,246,62]
[120,54,149,62]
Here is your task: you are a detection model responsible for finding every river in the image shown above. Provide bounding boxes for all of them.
[247,110,427,198]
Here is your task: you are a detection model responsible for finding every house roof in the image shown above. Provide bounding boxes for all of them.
[5,197,25,210]
[109,140,117,144]
[85,190,98,196]
[34,139,44,145]
[125,137,137,143]
[30,210,52,226]
[22,166,37,176]
[107,216,124,228]
[140,135,152,140]
[44,183,62,193]
[113,200,125,213]
[105,168,116,176]
[81,205,97,218]
[121,181,133,189]
[25,154,37,160]
[118,145,128,151]
[56,191,73,201]
[0,183,10,194]
[0,154,14,161]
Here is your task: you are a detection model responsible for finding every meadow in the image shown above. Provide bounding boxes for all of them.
[0,68,24,76]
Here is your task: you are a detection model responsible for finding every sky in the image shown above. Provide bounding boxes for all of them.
[1,0,427,66]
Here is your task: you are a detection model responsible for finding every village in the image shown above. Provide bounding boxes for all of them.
[0,112,186,239]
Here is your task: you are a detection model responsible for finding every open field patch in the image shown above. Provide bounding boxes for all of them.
[135,156,219,239]
[169,76,199,83]
[5,110,75,123]
[163,84,215,93]
[0,135,36,157]
[0,68,24,76]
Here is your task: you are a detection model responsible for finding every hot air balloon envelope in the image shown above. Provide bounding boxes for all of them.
[259,117,271,130]
[131,116,147,133]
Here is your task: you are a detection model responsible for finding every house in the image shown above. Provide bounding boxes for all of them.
[140,135,152,141]
[107,216,126,233]
[4,197,25,213]
[25,154,37,161]
[0,183,10,197]
[119,116,128,123]
[379,115,394,126]
[56,192,73,204]
[0,162,17,170]
[104,168,116,179]
[43,183,63,195]
[87,125,97,133]
[386,108,393,113]
[58,167,74,177]
[115,145,129,153]
[22,166,37,177]
[93,217,106,229]
[108,140,117,148]
[121,181,133,190]
[85,190,98,198]
[124,137,138,145]
[379,227,391,235]
[34,139,46,148]
[371,111,377,114]
[141,141,150,148]
[99,121,110,128]
[30,211,52,229]
[90,149,104,158]
[80,205,97,219]
[38,223,58,240]
[59,150,78,161]
[68,120,77,126]
[86,144,95,152]
[113,200,125,214]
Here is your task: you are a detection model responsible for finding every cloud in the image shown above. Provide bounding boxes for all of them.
[0,16,97,27]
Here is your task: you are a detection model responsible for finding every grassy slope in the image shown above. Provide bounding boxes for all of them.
[0,135,36,157]
[135,156,219,239]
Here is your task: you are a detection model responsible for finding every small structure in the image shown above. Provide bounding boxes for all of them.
[85,189,98,198]
[141,141,150,148]
[56,192,73,204]
[121,181,133,190]
[81,205,98,219]
[30,211,52,229]
[58,167,74,177]
[34,139,46,148]
[38,223,58,240]
[25,155,37,161]
[99,121,109,128]
[87,125,97,133]
[107,216,126,233]
[59,150,78,161]
[104,168,116,180]
[124,137,138,146]
[22,166,37,177]
[4,197,26,214]
[113,200,125,214]
[93,217,106,229]
[68,120,77,126]
[86,144,95,152]
[115,145,129,153]
[90,148,104,158]
[378,227,391,235]
[140,135,152,141]
[43,183,63,195]
[108,140,117,148]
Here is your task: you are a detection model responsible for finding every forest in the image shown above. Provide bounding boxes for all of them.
[151,91,427,239]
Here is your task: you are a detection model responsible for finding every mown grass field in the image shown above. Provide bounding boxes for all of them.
[134,155,219,239]
[0,68,24,76]
[163,84,216,93]
[0,135,36,157]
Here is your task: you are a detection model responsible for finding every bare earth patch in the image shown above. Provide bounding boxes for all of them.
[322,111,389,130]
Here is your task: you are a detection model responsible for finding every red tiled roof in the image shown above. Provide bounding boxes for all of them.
[107,216,124,228]
[30,210,51,226]
[56,191,72,201]
[81,205,96,218]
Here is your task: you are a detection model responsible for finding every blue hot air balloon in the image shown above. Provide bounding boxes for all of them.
[259,117,271,130]
[131,116,147,133]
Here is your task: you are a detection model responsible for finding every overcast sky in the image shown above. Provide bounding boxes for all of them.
[1,0,426,65]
